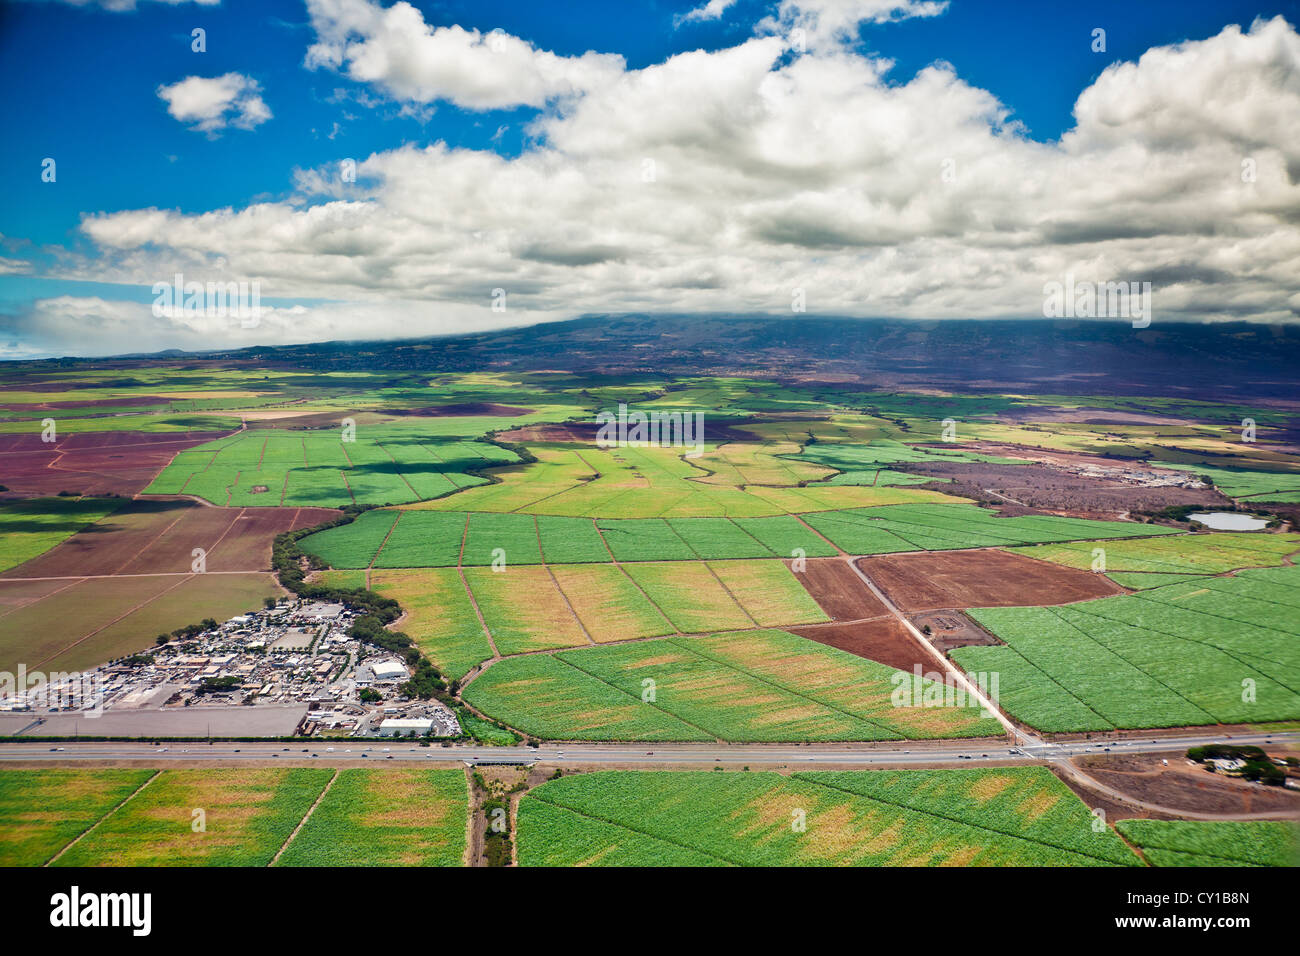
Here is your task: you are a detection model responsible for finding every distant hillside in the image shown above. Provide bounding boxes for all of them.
[34,315,1300,401]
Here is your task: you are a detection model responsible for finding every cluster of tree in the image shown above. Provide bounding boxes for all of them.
[194,675,242,696]
[156,618,219,645]
[271,509,509,738]
[401,659,447,699]
[1187,744,1290,786]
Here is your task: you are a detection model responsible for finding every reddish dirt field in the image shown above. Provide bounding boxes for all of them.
[1,501,340,577]
[855,549,1124,611]
[1072,753,1300,816]
[790,558,889,620]
[790,617,931,672]
[0,430,232,497]
[203,506,339,571]
[908,610,1002,653]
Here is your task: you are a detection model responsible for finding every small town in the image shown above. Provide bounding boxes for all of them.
[0,600,461,740]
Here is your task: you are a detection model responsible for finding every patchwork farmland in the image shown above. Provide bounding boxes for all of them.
[0,366,1296,874]
[516,768,1142,867]
[4,765,1290,869]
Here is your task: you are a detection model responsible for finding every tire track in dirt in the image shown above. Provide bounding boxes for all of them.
[533,514,595,645]
[30,574,197,670]
[591,520,681,635]
[365,510,403,590]
[701,560,759,628]
[108,507,192,575]
[456,512,498,658]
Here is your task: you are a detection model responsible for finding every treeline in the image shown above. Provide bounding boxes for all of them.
[271,508,460,714]
[156,618,219,646]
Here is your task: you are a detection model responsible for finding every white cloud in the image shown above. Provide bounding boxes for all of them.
[0,295,542,359]
[675,0,739,27]
[156,73,271,133]
[44,14,1300,357]
[761,0,950,48]
[303,0,624,110]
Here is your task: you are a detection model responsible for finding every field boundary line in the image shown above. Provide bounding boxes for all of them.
[524,793,738,866]
[793,773,1137,867]
[338,470,357,507]
[591,522,680,634]
[224,468,240,507]
[0,576,85,621]
[724,518,782,558]
[453,513,498,656]
[2,570,269,582]
[700,560,760,628]
[954,635,1113,732]
[367,509,404,578]
[791,513,848,555]
[44,768,162,866]
[1185,574,1300,610]
[1043,606,1217,725]
[418,443,463,489]
[110,506,192,575]
[534,516,595,645]
[269,768,339,866]
[550,651,721,741]
[1133,585,1300,641]
[662,518,707,559]
[377,442,421,500]
[845,554,1027,741]
[1065,601,1300,698]
[30,573,196,670]
[201,506,247,563]
[661,634,904,741]
[458,570,499,659]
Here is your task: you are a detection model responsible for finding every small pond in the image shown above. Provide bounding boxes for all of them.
[1187,512,1269,531]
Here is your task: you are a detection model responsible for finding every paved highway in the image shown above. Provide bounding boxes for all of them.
[1,730,1293,766]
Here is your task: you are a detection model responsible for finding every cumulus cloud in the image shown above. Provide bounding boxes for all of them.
[0,294,543,359]
[675,0,739,27]
[156,73,271,133]
[303,0,625,110]
[34,14,1300,358]
[761,0,951,47]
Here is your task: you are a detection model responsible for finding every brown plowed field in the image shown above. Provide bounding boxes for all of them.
[791,558,888,620]
[855,549,1123,611]
[0,430,232,497]
[205,506,339,571]
[790,618,930,672]
[1,500,340,577]
[1072,753,1300,816]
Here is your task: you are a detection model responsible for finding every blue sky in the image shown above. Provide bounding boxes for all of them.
[2,0,1298,357]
